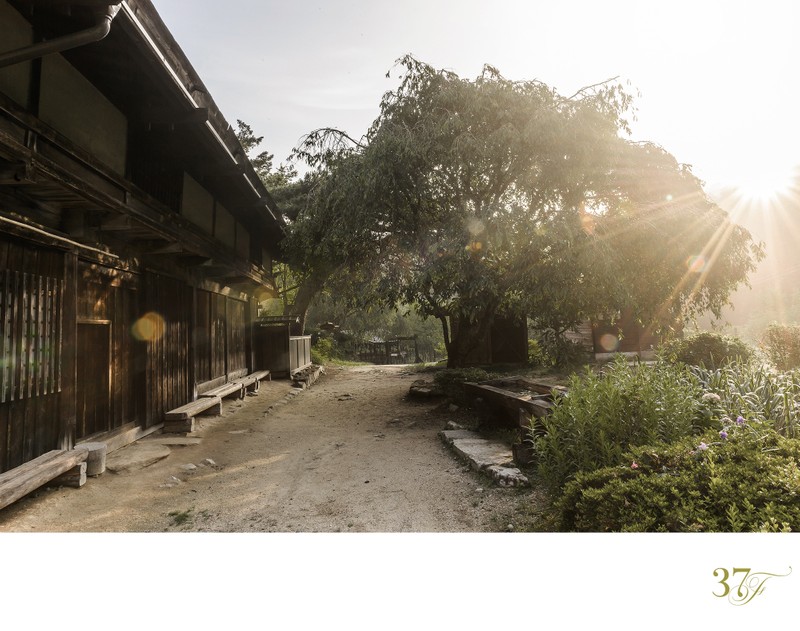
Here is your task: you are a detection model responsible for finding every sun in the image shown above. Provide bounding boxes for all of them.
[732,163,797,204]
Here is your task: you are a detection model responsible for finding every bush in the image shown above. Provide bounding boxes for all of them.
[534,357,706,490]
[761,323,800,371]
[691,360,800,439]
[433,367,495,405]
[535,329,590,368]
[659,331,756,368]
[557,421,800,532]
[311,336,339,364]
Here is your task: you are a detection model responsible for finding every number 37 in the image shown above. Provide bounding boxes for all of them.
[713,567,751,597]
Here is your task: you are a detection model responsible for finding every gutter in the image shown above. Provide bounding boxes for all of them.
[0,4,122,69]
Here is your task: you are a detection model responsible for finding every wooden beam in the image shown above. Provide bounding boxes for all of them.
[0,449,89,510]
[148,242,185,255]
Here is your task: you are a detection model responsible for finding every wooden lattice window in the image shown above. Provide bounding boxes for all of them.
[0,271,63,402]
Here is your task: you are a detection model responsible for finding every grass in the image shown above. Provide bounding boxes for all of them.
[168,508,194,527]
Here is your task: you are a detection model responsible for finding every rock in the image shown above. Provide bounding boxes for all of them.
[106,443,171,473]
[160,476,183,488]
[201,458,217,467]
[408,380,444,399]
[180,463,197,472]
[448,404,459,412]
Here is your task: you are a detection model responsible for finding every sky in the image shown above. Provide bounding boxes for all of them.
[153,0,800,198]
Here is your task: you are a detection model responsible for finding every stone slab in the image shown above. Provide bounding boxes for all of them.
[439,429,481,442]
[439,429,529,486]
[106,444,171,473]
[450,438,515,470]
[486,465,529,487]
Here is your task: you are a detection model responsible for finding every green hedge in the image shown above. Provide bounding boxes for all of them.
[659,331,756,368]
[557,422,800,532]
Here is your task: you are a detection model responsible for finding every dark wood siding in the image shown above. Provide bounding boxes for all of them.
[227,297,246,375]
[0,238,65,474]
[194,289,211,384]
[76,262,142,438]
[143,272,190,427]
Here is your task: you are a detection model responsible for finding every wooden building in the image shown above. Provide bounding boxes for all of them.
[0,0,283,476]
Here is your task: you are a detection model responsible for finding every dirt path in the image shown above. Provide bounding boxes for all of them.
[0,365,542,532]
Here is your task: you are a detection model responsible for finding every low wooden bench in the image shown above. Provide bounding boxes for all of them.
[199,381,245,400]
[232,370,271,393]
[0,449,89,511]
[164,396,222,433]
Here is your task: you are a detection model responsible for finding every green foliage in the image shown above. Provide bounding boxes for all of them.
[691,360,800,439]
[534,358,705,490]
[433,367,496,404]
[659,331,756,368]
[761,323,800,371]
[558,423,800,532]
[292,56,761,367]
[527,339,547,367]
[310,336,338,364]
[235,119,296,188]
[535,329,590,368]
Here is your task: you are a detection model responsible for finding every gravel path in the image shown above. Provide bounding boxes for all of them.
[0,364,542,532]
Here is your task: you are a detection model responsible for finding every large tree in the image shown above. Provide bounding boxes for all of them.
[292,57,762,366]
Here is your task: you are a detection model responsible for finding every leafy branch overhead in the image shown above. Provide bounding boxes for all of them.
[286,56,761,366]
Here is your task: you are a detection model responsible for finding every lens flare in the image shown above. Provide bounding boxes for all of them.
[131,311,165,342]
[599,333,619,352]
[686,254,707,273]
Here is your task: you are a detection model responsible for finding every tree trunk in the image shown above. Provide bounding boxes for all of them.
[284,273,326,336]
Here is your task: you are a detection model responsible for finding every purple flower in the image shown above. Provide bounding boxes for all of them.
[719,430,728,440]
[698,442,709,451]
[736,416,746,426]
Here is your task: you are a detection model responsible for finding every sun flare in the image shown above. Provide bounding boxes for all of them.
[732,163,796,204]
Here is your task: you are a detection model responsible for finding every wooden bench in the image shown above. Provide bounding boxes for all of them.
[164,396,222,433]
[199,381,245,400]
[232,370,271,393]
[0,449,89,511]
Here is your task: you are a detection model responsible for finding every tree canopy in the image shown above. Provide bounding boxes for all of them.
[288,56,762,367]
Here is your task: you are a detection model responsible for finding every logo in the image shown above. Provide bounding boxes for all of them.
[713,567,792,606]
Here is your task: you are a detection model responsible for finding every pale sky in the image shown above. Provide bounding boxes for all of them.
[154,0,800,195]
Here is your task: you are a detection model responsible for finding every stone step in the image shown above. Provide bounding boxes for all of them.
[439,429,529,487]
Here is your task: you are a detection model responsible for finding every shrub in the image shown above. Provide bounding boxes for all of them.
[690,360,800,439]
[311,336,338,364]
[659,331,756,368]
[761,323,800,371]
[534,357,706,490]
[433,367,495,405]
[535,329,590,368]
[557,421,800,532]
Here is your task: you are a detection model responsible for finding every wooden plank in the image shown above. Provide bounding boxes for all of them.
[164,396,221,420]
[46,462,86,488]
[199,382,243,399]
[196,375,226,395]
[0,449,89,510]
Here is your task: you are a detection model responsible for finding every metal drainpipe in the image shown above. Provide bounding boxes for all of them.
[0,3,122,69]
